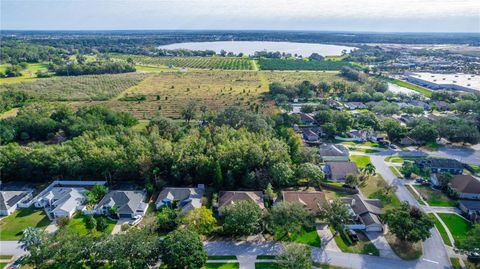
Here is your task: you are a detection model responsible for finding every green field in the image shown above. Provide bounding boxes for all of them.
[0,63,50,84]
[0,207,51,240]
[380,77,432,97]
[202,263,239,269]
[111,54,254,70]
[276,226,321,247]
[0,73,147,101]
[437,213,472,243]
[258,58,351,71]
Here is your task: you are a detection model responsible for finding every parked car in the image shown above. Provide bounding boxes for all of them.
[348,229,359,242]
[389,144,397,150]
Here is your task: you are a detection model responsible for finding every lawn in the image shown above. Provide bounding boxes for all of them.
[256,255,276,260]
[0,63,50,84]
[360,175,400,210]
[202,263,239,269]
[338,140,384,148]
[0,263,7,268]
[0,207,51,240]
[414,185,457,207]
[330,227,379,256]
[429,213,453,247]
[437,213,472,243]
[450,258,462,269]
[64,213,116,236]
[208,256,237,260]
[385,233,422,260]
[255,263,278,269]
[406,185,426,206]
[349,155,371,169]
[389,166,402,178]
[277,227,321,247]
[379,77,432,97]
[348,147,381,154]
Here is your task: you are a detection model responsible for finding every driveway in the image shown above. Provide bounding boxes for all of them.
[365,232,399,260]
[111,219,130,234]
[0,241,26,256]
[316,224,340,252]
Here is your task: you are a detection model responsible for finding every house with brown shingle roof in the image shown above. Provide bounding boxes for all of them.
[324,161,359,181]
[341,194,384,232]
[281,190,326,215]
[217,191,265,214]
[449,175,480,200]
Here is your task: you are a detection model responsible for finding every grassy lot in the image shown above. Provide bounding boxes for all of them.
[349,155,371,169]
[0,263,7,268]
[429,213,453,247]
[450,258,462,269]
[379,77,432,97]
[414,185,457,207]
[208,256,237,260]
[105,70,273,119]
[131,120,150,132]
[202,263,239,269]
[437,213,472,243]
[384,156,422,163]
[0,63,50,84]
[360,175,401,210]
[330,227,379,256]
[339,140,384,148]
[406,185,426,206]
[277,227,321,247]
[348,147,381,154]
[0,207,51,240]
[262,71,342,86]
[135,65,174,72]
[388,166,402,177]
[0,73,147,101]
[385,233,422,260]
[255,263,278,269]
[64,214,116,236]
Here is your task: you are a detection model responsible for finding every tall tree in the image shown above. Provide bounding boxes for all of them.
[182,207,217,235]
[276,243,312,269]
[385,202,433,243]
[161,228,207,269]
[267,202,314,239]
[221,200,263,236]
[318,199,351,234]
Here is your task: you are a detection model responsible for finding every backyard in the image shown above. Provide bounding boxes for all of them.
[414,185,457,207]
[0,207,51,240]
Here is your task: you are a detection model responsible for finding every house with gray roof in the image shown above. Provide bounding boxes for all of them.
[415,158,464,175]
[341,194,384,232]
[319,143,349,162]
[324,161,359,181]
[155,184,204,215]
[35,187,87,218]
[95,190,148,219]
[0,190,33,216]
[217,191,265,214]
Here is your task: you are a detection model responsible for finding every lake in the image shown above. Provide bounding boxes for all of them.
[158,41,356,56]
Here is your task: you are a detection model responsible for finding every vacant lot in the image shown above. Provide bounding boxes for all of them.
[0,207,51,240]
[0,73,147,101]
[0,63,49,84]
[103,71,273,118]
[111,54,254,70]
[414,185,457,207]
[263,71,342,85]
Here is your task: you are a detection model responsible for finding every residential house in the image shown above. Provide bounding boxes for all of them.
[95,190,148,219]
[282,191,326,215]
[217,191,265,214]
[341,194,384,232]
[155,184,205,214]
[324,161,359,181]
[344,102,367,110]
[459,200,480,223]
[35,187,87,218]
[297,126,323,142]
[448,175,480,200]
[319,143,349,162]
[326,99,344,110]
[414,158,464,175]
[299,113,316,125]
[0,190,32,216]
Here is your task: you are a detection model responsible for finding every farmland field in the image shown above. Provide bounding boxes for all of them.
[258,58,352,71]
[111,54,254,70]
[263,71,343,85]
[0,73,147,101]
[97,70,273,118]
[0,63,50,84]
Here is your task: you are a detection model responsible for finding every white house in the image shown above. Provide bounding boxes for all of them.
[35,187,87,218]
[95,190,148,219]
[0,190,33,216]
[342,194,384,232]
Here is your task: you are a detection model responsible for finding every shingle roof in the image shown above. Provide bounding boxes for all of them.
[341,194,383,226]
[282,191,326,214]
[320,144,349,157]
[96,190,147,215]
[450,175,480,194]
[326,161,359,178]
[459,200,480,211]
[218,191,264,210]
[415,158,463,170]
[0,191,29,211]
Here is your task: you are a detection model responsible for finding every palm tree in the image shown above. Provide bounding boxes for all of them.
[363,163,376,175]
[20,227,42,250]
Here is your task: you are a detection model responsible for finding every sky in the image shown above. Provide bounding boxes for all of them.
[1,0,479,32]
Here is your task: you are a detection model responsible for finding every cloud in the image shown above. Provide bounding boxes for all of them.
[1,0,479,32]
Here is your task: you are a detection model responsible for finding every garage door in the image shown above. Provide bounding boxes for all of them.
[119,214,132,219]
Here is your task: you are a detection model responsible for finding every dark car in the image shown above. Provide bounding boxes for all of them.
[348,230,359,242]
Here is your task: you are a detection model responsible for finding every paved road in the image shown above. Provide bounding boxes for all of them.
[0,241,25,256]
[370,154,450,268]
[205,241,451,269]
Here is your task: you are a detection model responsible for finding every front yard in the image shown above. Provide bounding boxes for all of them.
[0,207,51,240]
[360,175,400,210]
[437,213,472,243]
[64,213,116,236]
[385,233,422,260]
[276,226,321,247]
[202,263,239,269]
[349,155,371,169]
[330,227,379,256]
[414,185,457,207]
